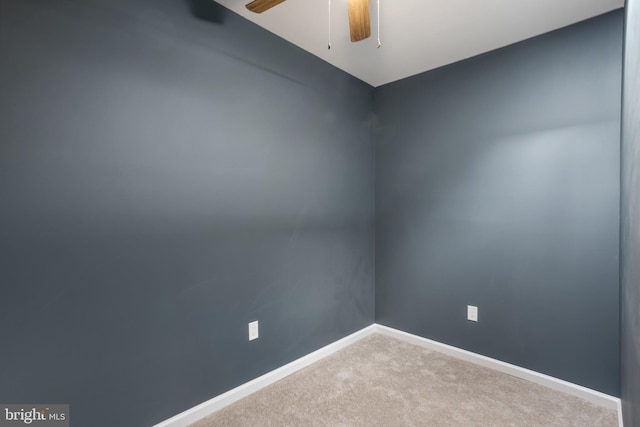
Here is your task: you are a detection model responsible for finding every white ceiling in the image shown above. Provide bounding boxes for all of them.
[215,0,624,87]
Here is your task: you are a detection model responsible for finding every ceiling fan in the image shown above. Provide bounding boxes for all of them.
[245,0,371,43]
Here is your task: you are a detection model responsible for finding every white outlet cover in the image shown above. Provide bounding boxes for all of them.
[249,321,259,341]
[467,305,478,322]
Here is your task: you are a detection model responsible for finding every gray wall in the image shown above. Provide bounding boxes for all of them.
[0,1,374,426]
[374,11,622,395]
[621,0,640,423]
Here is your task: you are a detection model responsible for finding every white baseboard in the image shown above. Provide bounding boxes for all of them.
[154,323,623,427]
[153,325,377,427]
[617,398,624,427]
[374,324,622,418]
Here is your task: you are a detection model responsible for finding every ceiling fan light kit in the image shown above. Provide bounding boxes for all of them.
[245,0,378,47]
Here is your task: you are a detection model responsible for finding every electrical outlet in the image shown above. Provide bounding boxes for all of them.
[248,320,259,341]
[467,305,478,322]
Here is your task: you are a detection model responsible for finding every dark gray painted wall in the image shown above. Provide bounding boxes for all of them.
[374,11,622,395]
[621,0,640,423]
[0,1,374,426]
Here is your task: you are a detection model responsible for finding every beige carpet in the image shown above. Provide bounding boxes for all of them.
[190,334,618,426]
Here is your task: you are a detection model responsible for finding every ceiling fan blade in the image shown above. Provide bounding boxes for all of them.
[246,0,287,13]
[348,0,371,42]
